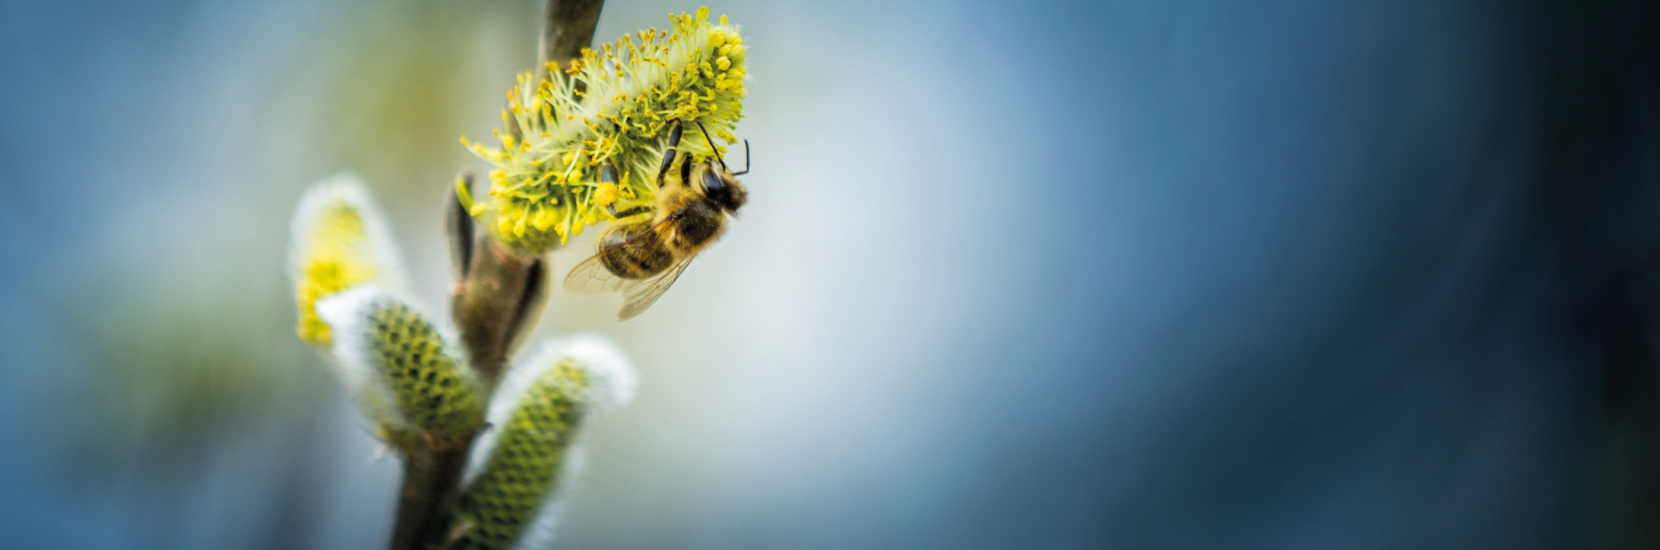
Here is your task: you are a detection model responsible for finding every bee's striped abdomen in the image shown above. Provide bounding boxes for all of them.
[599,225,676,279]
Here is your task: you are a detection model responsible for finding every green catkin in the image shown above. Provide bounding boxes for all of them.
[451,360,589,549]
[293,179,424,448]
[363,299,486,442]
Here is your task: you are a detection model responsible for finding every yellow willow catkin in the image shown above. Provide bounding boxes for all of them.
[289,174,405,347]
[462,7,749,253]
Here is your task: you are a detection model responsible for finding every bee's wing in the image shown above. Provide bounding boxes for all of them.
[562,220,674,295]
[616,258,694,320]
[563,253,628,295]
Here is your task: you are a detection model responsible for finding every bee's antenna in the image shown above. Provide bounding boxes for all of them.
[732,139,750,176]
[696,122,727,171]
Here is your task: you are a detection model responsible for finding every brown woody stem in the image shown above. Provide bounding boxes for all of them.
[385,2,602,549]
[386,442,471,550]
[454,238,542,385]
[538,0,605,75]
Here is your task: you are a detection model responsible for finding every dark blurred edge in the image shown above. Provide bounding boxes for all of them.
[1554,0,1660,547]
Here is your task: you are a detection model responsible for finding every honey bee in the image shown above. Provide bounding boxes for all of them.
[564,122,749,319]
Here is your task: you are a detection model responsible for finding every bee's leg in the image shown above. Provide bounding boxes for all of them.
[600,159,652,218]
[607,205,653,218]
[600,160,620,185]
[679,152,693,186]
[655,121,684,186]
[655,151,677,189]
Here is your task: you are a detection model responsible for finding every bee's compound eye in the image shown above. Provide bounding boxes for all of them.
[700,169,726,196]
[702,169,745,212]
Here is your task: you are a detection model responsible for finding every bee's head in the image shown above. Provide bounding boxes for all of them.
[699,164,747,213]
[693,122,750,213]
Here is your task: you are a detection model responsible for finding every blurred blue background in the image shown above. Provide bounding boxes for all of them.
[2,0,1658,548]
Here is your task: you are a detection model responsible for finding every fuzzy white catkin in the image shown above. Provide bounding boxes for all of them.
[314,286,413,432]
[453,334,637,549]
[287,173,408,295]
[467,333,637,484]
[316,285,484,443]
[290,173,413,350]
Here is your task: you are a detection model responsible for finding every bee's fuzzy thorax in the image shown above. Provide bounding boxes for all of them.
[463,7,749,254]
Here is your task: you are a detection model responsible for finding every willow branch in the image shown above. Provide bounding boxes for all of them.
[539,0,605,74]
[386,2,603,549]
